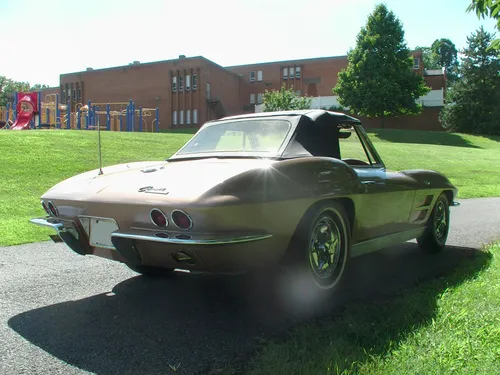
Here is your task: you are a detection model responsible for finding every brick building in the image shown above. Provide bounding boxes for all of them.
[54,50,446,131]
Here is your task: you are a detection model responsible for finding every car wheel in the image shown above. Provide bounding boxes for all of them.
[417,193,450,254]
[125,264,174,278]
[285,202,351,291]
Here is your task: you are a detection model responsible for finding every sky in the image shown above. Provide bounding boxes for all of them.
[0,0,497,87]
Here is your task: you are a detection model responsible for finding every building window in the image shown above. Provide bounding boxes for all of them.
[62,90,66,103]
[295,67,301,78]
[250,71,256,82]
[250,93,256,104]
[192,74,197,90]
[72,89,76,102]
[193,109,198,124]
[257,93,263,104]
[173,111,177,125]
[179,76,184,91]
[290,67,294,78]
[206,82,211,99]
[180,110,184,124]
[172,76,177,92]
[186,109,191,124]
[283,68,288,79]
[413,58,420,70]
[257,70,263,81]
[186,75,191,91]
[78,87,82,101]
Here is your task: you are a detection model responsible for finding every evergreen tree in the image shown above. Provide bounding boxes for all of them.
[440,27,500,135]
[333,4,430,127]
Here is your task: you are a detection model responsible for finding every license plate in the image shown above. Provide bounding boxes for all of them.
[89,218,119,249]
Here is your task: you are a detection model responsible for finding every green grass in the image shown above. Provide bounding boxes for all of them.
[0,128,499,246]
[244,243,499,375]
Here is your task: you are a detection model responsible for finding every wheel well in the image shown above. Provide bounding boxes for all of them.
[442,190,453,205]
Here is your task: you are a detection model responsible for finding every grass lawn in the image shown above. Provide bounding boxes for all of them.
[243,242,499,375]
[0,128,499,246]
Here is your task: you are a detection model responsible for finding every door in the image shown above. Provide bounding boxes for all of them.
[339,126,417,241]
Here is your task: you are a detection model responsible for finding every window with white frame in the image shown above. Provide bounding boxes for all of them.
[193,109,198,123]
[250,93,256,104]
[179,76,184,91]
[289,67,294,78]
[186,74,191,90]
[257,93,263,104]
[186,109,191,124]
[250,71,256,82]
[180,110,184,124]
[192,74,197,90]
[172,76,177,92]
[173,111,177,125]
[295,66,301,78]
[62,90,66,102]
[413,58,420,70]
[257,70,263,81]
[283,67,288,79]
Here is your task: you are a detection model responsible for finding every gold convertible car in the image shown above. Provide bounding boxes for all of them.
[31,110,457,293]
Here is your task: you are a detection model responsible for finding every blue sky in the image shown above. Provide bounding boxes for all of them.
[0,0,496,87]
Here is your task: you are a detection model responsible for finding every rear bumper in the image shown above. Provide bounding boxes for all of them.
[30,217,278,272]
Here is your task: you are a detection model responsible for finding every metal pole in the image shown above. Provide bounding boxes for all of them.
[139,106,142,132]
[119,112,123,131]
[128,99,133,131]
[77,108,81,129]
[106,104,110,131]
[55,93,60,129]
[67,99,71,129]
[6,103,10,124]
[131,101,135,131]
[86,100,91,130]
[156,107,159,133]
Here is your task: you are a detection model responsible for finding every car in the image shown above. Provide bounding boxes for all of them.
[31,109,457,295]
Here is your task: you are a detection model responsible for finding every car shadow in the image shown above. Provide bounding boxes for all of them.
[7,243,490,375]
[367,129,483,148]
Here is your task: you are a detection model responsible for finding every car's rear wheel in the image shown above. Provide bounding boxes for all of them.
[284,202,351,293]
[125,264,174,278]
[417,193,450,254]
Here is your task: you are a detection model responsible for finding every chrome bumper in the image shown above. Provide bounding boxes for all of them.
[30,217,87,255]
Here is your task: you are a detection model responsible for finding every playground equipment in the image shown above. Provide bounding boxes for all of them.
[1,92,160,132]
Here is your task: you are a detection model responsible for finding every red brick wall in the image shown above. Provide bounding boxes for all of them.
[355,107,443,131]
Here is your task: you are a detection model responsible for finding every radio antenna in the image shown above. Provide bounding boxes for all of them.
[96,106,103,175]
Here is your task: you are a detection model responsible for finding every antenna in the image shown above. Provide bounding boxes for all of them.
[96,105,103,175]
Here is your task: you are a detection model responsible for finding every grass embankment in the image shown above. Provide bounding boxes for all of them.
[0,128,499,246]
[244,243,499,375]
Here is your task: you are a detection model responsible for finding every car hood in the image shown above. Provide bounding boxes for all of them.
[42,158,275,203]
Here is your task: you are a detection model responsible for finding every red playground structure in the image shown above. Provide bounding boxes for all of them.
[7,92,40,130]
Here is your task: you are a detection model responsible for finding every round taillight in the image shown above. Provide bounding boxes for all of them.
[48,201,58,216]
[171,210,192,230]
[41,201,51,215]
[150,209,168,227]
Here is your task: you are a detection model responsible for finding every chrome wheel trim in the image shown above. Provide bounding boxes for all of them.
[307,209,347,289]
[434,200,448,243]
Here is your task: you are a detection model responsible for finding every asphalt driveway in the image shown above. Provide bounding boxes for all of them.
[0,197,499,374]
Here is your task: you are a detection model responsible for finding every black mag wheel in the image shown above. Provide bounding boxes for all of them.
[417,193,450,254]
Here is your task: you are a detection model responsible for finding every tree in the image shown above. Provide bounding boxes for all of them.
[414,46,441,70]
[440,27,500,135]
[0,77,49,106]
[431,38,460,83]
[262,84,312,112]
[467,0,500,49]
[333,4,430,127]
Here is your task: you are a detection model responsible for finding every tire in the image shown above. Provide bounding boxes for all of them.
[285,202,351,292]
[417,193,450,254]
[125,263,174,278]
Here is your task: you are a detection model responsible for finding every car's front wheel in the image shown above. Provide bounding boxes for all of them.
[417,193,450,254]
[125,264,174,278]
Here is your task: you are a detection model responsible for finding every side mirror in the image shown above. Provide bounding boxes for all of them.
[338,131,352,139]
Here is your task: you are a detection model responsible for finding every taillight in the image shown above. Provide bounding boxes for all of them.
[47,201,58,216]
[171,209,192,230]
[150,209,168,227]
[41,201,51,215]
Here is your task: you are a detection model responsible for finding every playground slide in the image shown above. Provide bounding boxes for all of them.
[10,110,33,130]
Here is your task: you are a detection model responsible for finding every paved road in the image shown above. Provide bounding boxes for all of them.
[1,198,499,375]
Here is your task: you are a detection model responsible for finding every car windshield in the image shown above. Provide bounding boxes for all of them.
[176,119,292,157]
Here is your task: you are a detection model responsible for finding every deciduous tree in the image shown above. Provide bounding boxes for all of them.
[440,27,500,135]
[467,0,500,49]
[262,84,312,112]
[333,4,430,127]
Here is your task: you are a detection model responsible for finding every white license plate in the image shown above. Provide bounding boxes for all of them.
[89,218,119,249]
